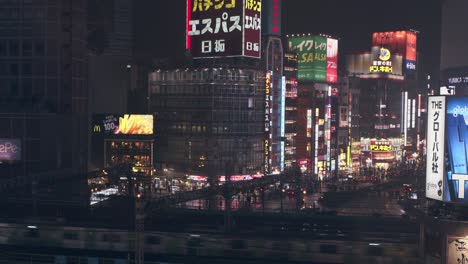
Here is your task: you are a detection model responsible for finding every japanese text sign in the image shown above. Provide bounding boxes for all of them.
[186,0,261,58]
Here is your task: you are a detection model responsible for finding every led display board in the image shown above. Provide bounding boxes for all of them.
[372,30,417,73]
[186,0,262,58]
[93,114,153,135]
[287,35,338,83]
[0,139,21,161]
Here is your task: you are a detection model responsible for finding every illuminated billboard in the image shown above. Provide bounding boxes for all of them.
[0,139,21,161]
[264,71,272,173]
[372,30,417,73]
[186,0,262,58]
[425,96,468,202]
[370,140,392,152]
[93,114,153,135]
[288,35,338,83]
[426,96,446,201]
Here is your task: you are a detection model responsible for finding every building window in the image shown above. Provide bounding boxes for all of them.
[9,63,18,75]
[9,40,18,56]
[34,41,44,56]
[22,63,32,75]
[0,41,6,56]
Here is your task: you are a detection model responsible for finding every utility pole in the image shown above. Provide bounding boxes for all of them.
[134,193,145,264]
[224,161,233,233]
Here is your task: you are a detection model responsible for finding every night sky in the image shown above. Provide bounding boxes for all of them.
[143,0,442,78]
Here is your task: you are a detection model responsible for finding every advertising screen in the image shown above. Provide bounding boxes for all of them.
[186,0,261,58]
[405,31,417,72]
[326,38,338,83]
[0,139,21,161]
[444,97,468,202]
[93,114,153,135]
[288,35,329,82]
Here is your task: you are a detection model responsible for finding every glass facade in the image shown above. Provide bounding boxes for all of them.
[0,0,88,202]
[283,52,298,169]
[149,68,265,176]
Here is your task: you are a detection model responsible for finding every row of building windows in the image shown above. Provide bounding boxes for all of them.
[0,78,59,98]
[150,69,264,83]
[0,40,46,57]
[149,84,259,96]
[166,124,264,135]
[151,98,262,111]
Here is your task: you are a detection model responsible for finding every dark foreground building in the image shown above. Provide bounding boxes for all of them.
[0,0,89,208]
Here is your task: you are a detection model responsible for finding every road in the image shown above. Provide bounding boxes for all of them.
[177,181,407,218]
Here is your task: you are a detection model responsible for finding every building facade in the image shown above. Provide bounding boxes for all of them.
[0,0,88,205]
[283,52,298,169]
[148,68,265,178]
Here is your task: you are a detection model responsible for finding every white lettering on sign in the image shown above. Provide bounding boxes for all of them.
[0,143,18,153]
[244,14,261,30]
[189,13,241,36]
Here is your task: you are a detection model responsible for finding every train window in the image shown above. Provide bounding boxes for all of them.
[187,234,202,247]
[24,229,39,238]
[320,244,337,254]
[63,232,79,240]
[102,233,121,242]
[231,239,246,249]
[367,246,384,256]
[146,235,161,245]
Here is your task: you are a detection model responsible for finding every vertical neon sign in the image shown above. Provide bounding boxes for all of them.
[280,76,285,171]
[185,0,192,50]
[264,71,272,174]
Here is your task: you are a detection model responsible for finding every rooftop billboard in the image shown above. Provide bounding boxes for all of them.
[186,0,262,58]
[287,35,338,83]
[372,30,417,73]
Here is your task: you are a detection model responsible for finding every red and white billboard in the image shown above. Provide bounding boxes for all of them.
[186,0,261,58]
[326,38,338,83]
[372,30,417,73]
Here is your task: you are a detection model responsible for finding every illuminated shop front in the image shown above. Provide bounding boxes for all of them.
[91,114,155,195]
[360,138,402,169]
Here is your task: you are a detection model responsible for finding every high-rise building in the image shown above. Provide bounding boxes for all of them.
[144,0,264,180]
[0,0,88,206]
[346,30,421,169]
[261,0,284,174]
[283,52,298,169]
[88,0,133,115]
[287,34,340,179]
[440,0,468,96]
[148,67,264,178]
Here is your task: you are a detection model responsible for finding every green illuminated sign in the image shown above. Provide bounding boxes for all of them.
[288,36,327,82]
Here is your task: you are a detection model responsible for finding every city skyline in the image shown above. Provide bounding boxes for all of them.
[0,1,467,263]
